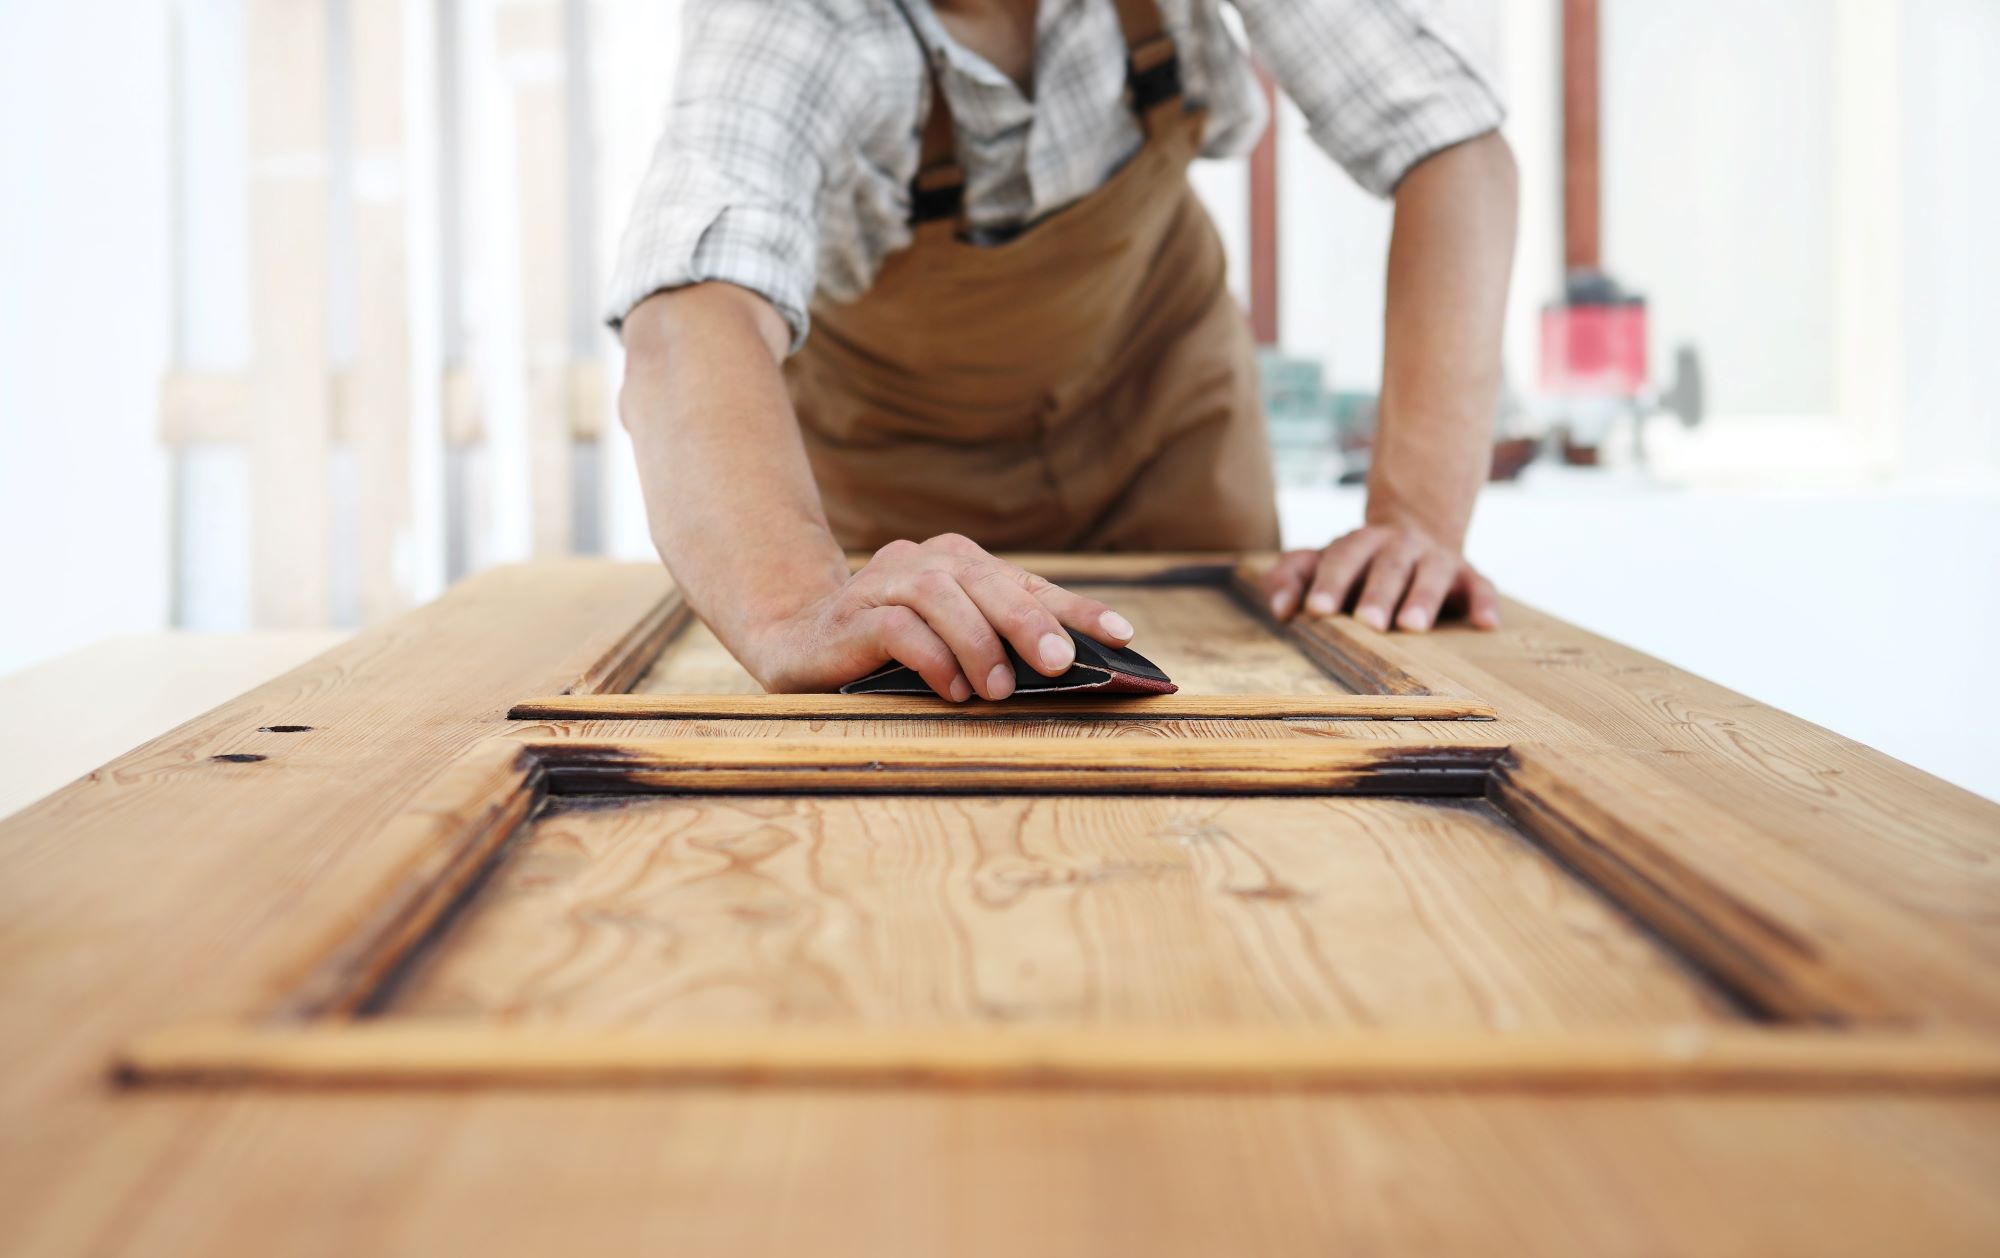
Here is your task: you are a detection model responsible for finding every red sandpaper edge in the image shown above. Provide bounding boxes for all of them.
[1092,672,1178,696]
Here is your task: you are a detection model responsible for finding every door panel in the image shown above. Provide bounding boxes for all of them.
[632,582,1357,698]
[98,561,2000,1093]
[384,793,1734,1031]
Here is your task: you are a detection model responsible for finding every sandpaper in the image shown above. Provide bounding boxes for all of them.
[839,628,1176,697]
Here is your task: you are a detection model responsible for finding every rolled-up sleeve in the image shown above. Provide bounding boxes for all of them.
[1233,0,1505,198]
[604,0,857,350]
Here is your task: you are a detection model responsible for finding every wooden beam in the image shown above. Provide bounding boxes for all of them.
[1247,64,1279,346]
[508,693,1498,721]
[160,366,487,448]
[271,737,546,1020]
[158,371,251,444]
[246,0,333,627]
[532,736,1507,795]
[351,0,415,622]
[1228,560,1489,699]
[500,0,576,556]
[555,584,692,696]
[1561,0,1600,271]
[118,1023,2000,1091]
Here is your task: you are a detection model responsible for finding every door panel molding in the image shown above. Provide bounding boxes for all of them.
[526,556,1498,720]
[115,733,2000,1090]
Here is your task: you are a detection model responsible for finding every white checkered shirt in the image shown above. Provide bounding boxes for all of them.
[606,0,1505,350]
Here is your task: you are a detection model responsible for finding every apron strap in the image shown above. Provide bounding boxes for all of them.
[894,0,1185,227]
[890,0,967,227]
[1109,0,1185,132]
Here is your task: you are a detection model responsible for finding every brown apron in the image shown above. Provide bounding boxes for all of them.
[782,0,1279,553]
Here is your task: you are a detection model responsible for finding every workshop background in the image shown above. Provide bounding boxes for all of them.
[2,0,1997,801]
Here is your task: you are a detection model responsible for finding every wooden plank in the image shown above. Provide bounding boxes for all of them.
[20,1093,2000,1256]
[932,554,1237,584]
[350,0,414,622]
[524,713,1449,743]
[1494,744,2000,1027]
[270,738,545,1021]
[624,577,1479,703]
[1228,560,1486,698]
[119,1024,2000,1091]
[0,562,672,1097]
[8,560,2000,1255]
[511,693,1497,721]
[157,370,250,444]
[13,1091,1994,1255]
[0,631,348,822]
[563,588,689,695]
[622,612,763,695]
[373,792,1723,1032]
[532,737,1507,795]
[1048,584,1364,696]
[246,0,332,627]
[1374,597,2000,1027]
[500,0,576,556]
[627,584,1385,701]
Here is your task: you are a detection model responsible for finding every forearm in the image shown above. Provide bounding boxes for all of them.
[1369,130,1518,548]
[618,283,847,660]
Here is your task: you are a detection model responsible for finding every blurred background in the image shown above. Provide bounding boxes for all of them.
[2,0,1996,800]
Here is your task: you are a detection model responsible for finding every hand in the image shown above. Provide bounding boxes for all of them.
[741,534,1137,699]
[1261,523,1499,633]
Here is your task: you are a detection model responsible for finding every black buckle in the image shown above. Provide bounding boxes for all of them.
[1127,46,1181,113]
[909,175,964,224]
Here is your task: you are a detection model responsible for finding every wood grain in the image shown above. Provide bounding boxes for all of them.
[531,737,1506,795]
[1229,559,1487,698]
[120,1024,2000,1090]
[13,1092,1999,1257]
[627,608,761,696]
[1377,597,2000,1027]
[1493,747,1899,1024]
[565,589,690,695]
[0,562,670,1098]
[8,559,2000,1254]
[378,793,1725,1032]
[513,693,1497,721]
[1070,585,1353,695]
[271,739,546,1021]
[630,582,1369,700]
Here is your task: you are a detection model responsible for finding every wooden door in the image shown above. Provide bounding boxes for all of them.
[7,557,1999,1254]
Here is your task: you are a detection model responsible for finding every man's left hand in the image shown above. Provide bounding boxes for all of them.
[1260,523,1500,633]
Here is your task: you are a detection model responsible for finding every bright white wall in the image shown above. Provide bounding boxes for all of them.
[1900,0,2000,481]
[1280,480,2000,803]
[0,2,176,675]
[1602,0,1838,419]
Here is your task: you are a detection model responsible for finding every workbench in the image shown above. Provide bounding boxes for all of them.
[2,557,1995,1255]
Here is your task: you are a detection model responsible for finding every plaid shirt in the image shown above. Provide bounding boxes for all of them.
[606,0,1504,350]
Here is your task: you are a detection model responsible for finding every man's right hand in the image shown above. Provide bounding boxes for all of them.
[740,534,1136,701]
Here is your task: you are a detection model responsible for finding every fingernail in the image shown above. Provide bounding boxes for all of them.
[986,663,1014,701]
[948,676,971,702]
[1400,608,1430,632]
[1269,591,1291,617]
[1039,632,1074,673]
[1100,611,1134,641]
[1306,592,1335,615]
[1359,607,1388,631]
